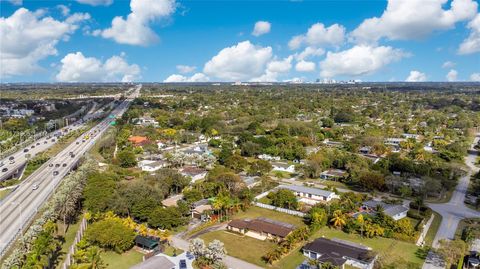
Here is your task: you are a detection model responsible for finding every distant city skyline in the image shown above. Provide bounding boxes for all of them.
[1,0,479,83]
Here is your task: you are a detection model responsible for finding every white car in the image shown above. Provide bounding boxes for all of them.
[32,184,39,190]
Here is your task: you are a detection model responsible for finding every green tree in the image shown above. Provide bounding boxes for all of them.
[117,149,137,168]
[85,218,135,253]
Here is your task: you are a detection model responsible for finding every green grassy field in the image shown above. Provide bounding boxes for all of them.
[424,212,442,247]
[200,230,276,267]
[101,249,144,269]
[55,220,81,269]
[163,245,184,257]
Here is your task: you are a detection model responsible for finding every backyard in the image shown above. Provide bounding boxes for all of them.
[101,249,144,269]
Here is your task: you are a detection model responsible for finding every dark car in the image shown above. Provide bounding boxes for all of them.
[55,163,60,167]
[49,163,53,167]
[1,168,7,172]
[24,148,29,152]
[71,154,75,158]
[76,141,80,144]
[51,139,55,142]
[62,163,67,167]
[53,171,59,176]
[31,145,35,148]
[36,142,40,145]
[44,141,47,144]
[9,156,14,160]
[179,260,187,269]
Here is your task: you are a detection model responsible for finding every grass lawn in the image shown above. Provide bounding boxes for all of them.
[200,230,276,267]
[163,245,184,257]
[424,212,442,247]
[0,188,13,200]
[270,227,424,269]
[101,249,144,269]
[258,196,272,204]
[233,206,306,227]
[55,220,81,268]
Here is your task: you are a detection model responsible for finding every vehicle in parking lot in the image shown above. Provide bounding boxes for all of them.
[179,259,187,269]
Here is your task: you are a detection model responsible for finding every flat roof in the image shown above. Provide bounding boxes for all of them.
[279,185,334,197]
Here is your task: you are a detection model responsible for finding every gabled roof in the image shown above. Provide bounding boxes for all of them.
[228,217,296,238]
[279,185,335,198]
[303,238,375,264]
[131,256,174,269]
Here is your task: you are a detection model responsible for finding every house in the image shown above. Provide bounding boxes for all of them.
[279,185,338,204]
[138,160,168,172]
[182,144,210,155]
[130,255,175,269]
[320,169,348,181]
[384,138,405,146]
[133,117,159,127]
[227,217,296,241]
[323,140,344,148]
[271,162,296,173]
[191,199,212,221]
[240,175,260,188]
[128,136,149,146]
[358,146,372,155]
[181,166,207,182]
[302,238,377,269]
[361,200,409,221]
[258,154,281,161]
[402,133,420,141]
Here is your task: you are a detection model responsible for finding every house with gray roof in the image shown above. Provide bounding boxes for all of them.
[361,200,409,221]
[279,185,338,204]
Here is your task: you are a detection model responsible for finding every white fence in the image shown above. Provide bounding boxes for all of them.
[62,216,88,269]
[253,202,306,217]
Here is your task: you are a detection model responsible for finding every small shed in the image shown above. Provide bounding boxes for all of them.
[135,235,158,250]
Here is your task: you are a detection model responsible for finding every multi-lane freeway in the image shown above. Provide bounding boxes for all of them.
[0,85,140,257]
[0,100,116,182]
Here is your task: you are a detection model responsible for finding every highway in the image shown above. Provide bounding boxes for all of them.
[0,100,115,182]
[0,85,140,257]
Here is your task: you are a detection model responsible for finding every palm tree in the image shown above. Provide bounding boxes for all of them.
[330,210,346,229]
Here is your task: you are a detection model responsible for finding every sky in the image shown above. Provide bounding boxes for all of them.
[1,0,479,83]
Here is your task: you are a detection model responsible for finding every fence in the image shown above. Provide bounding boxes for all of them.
[253,202,306,217]
[62,216,88,269]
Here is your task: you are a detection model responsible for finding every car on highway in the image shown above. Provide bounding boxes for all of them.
[53,171,59,176]
[32,184,39,190]
[44,141,48,144]
[71,154,75,158]
[24,148,29,152]
[76,141,79,144]
[9,156,14,160]
[31,145,35,148]
[49,163,53,167]
[9,160,15,164]
[0,162,4,167]
[55,164,60,167]
[62,163,67,167]
[1,168,7,172]
[36,142,40,146]
[51,139,55,142]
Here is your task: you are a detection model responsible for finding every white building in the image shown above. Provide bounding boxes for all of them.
[279,185,338,204]
[271,162,296,173]
[138,160,168,172]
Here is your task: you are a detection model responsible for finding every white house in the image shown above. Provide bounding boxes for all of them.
[258,154,281,161]
[181,166,207,183]
[402,133,420,141]
[384,138,405,146]
[271,162,295,173]
[279,185,338,204]
[138,160,168,172]
[361,200,409,221]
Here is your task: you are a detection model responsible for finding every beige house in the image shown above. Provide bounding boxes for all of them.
[227,217,296,241]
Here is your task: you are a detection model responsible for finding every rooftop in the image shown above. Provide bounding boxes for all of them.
[228,217,296,238]
[279,185,335,198]
[303,237,375,265]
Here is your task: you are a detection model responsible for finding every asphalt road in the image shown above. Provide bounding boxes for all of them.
[428,133,480,248]
[0,100,112,182]
[0,85,140,257]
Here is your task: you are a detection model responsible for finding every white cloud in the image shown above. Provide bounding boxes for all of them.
[8,0,22,5]
[446,69,458,81]
[203,41,272,81]
[351,0,478,44]
[442,61,456,68]
[319,45,407,78]
[405,70,427,82]
[56,52,140,82]
[57,5,70,16]
[176,65,196,74]
[163,73,209,82]
[76,0,113,6]
[295,60,316,72]
[0,8,89,78]
[470,73,480,81]
[288,23,345,49]
[98,0,176,46]
[252,21,271,36]
[266,56,292,73]
[294,46,324,60]
[458,13,480,54]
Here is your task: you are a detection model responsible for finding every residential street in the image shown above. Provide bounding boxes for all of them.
[427,133,480,248]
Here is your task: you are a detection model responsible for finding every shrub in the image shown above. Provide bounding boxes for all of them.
[85,218,135,253]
